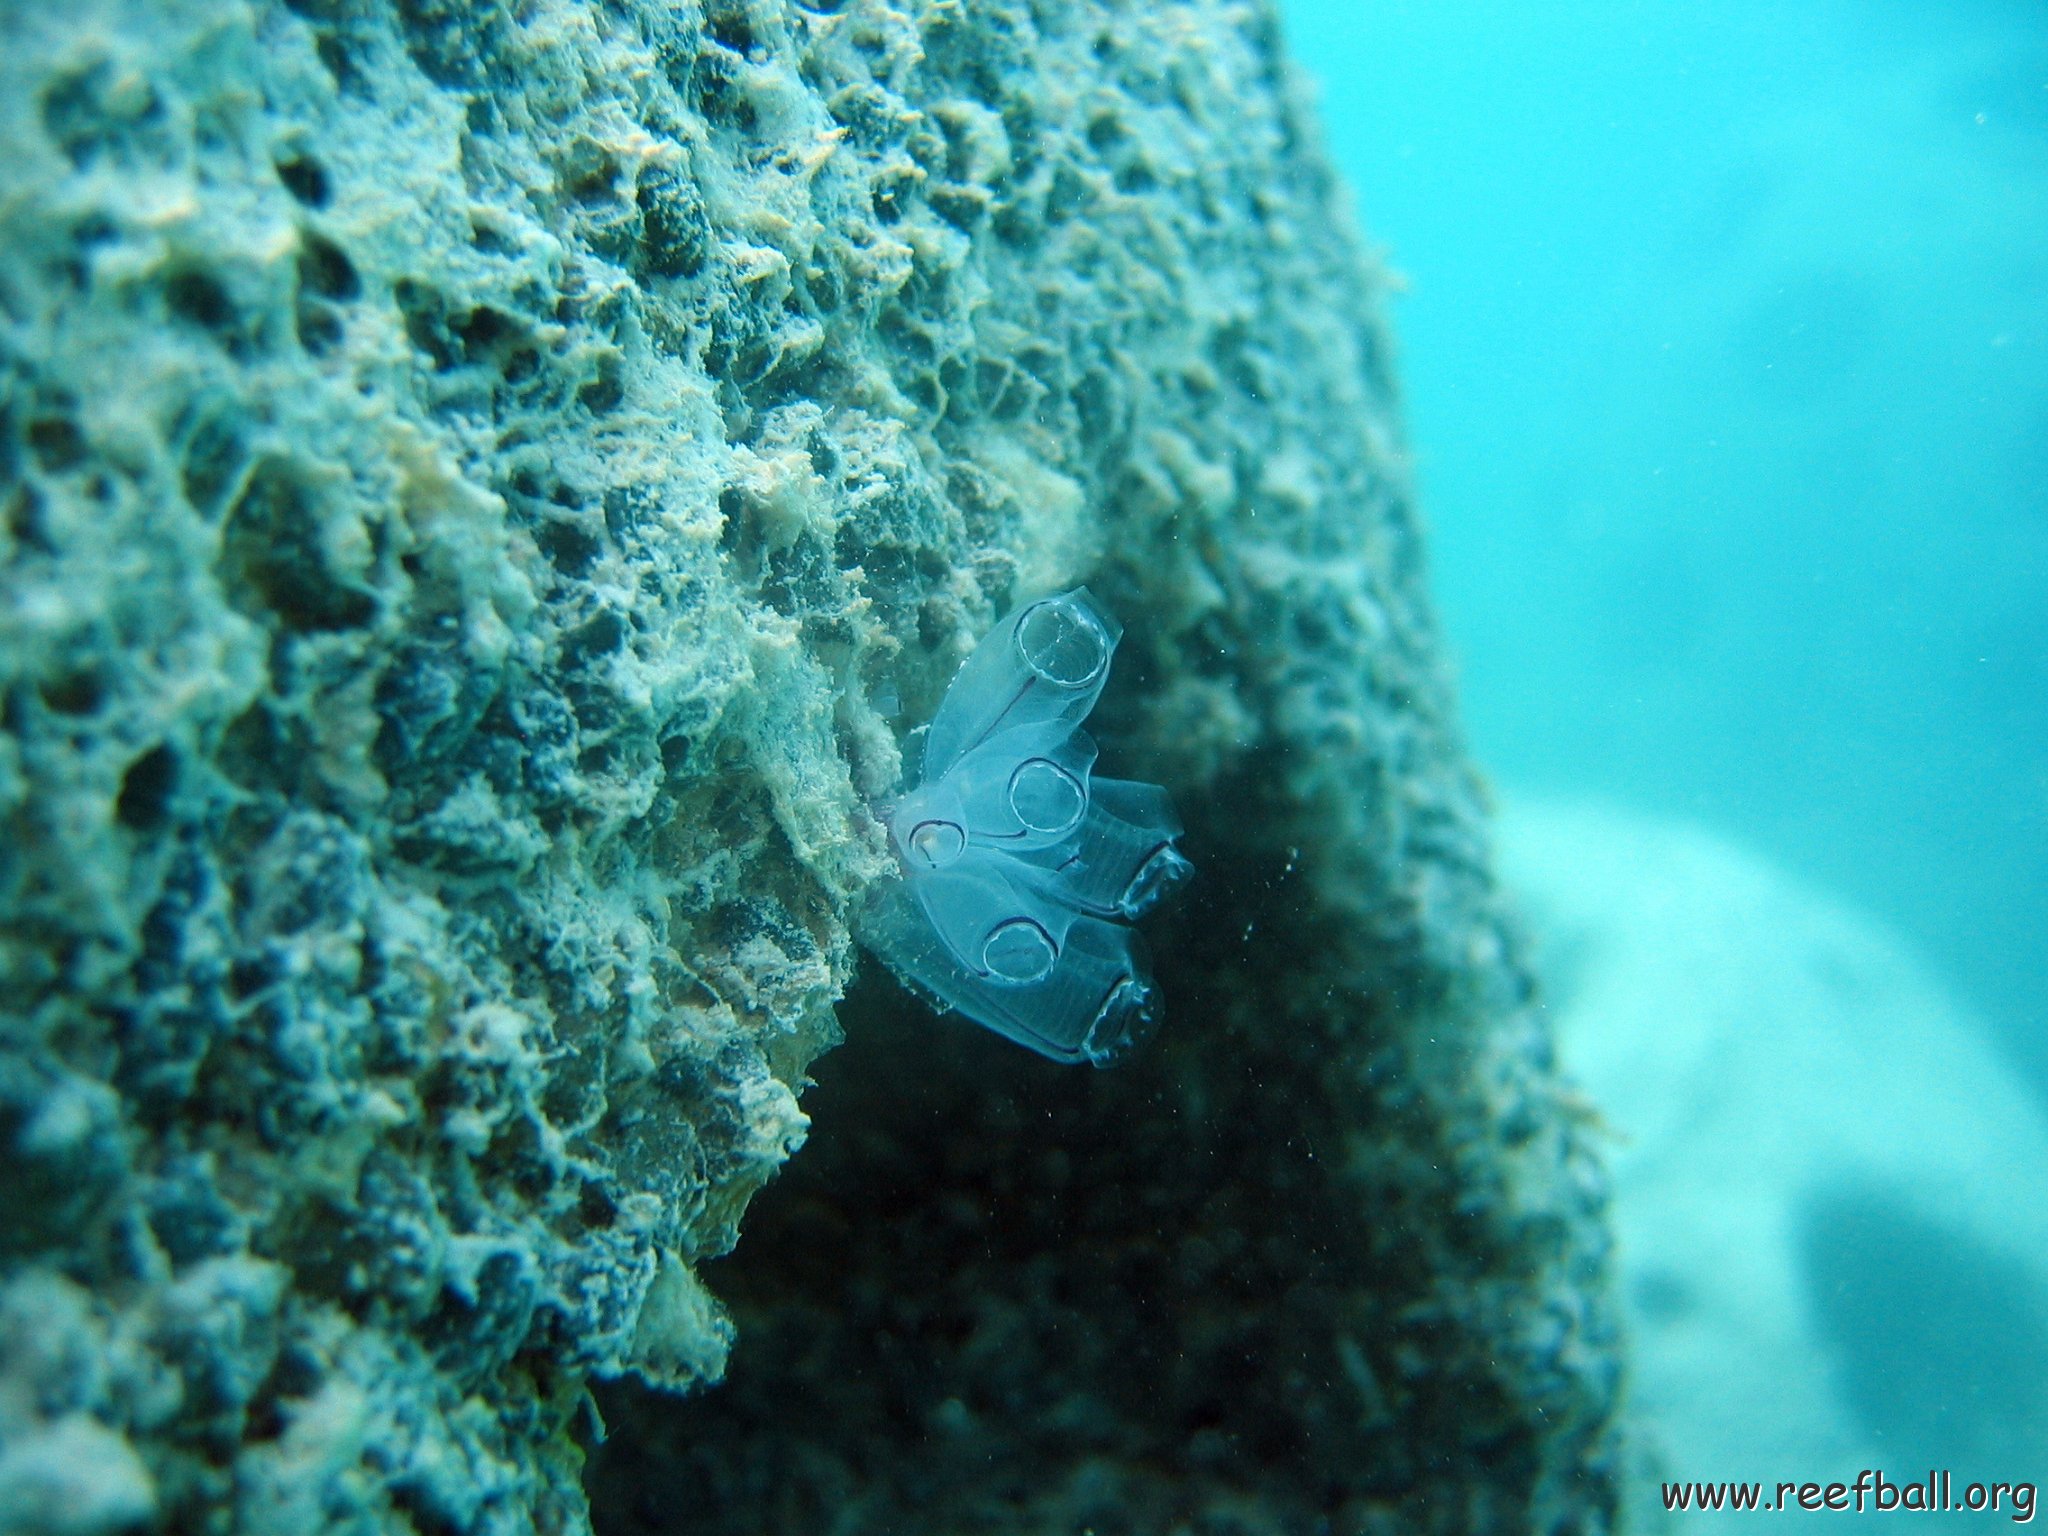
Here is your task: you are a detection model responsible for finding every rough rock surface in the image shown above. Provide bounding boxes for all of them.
[0,0,1619,1532]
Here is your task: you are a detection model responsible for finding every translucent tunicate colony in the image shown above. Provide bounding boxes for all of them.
[862,588,1191,1065]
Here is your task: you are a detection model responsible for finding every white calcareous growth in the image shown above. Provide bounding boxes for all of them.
[861,589,1192,1066]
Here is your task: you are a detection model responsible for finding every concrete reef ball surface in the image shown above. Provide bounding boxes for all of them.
[0,1,1620,1533]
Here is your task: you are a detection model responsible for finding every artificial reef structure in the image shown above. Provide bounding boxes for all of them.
[0,0,1621,1531]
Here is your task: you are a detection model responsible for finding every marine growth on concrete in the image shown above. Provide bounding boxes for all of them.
[0,1,1622,1532]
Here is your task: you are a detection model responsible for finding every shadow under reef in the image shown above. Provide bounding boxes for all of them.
[585,779,1565,1536]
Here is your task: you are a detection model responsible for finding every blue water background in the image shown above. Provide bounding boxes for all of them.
[1282,0,2048,1100]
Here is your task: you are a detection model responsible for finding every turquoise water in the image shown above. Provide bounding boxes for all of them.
[1282,0,2048,1506]
[1286,0,2048,1095]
